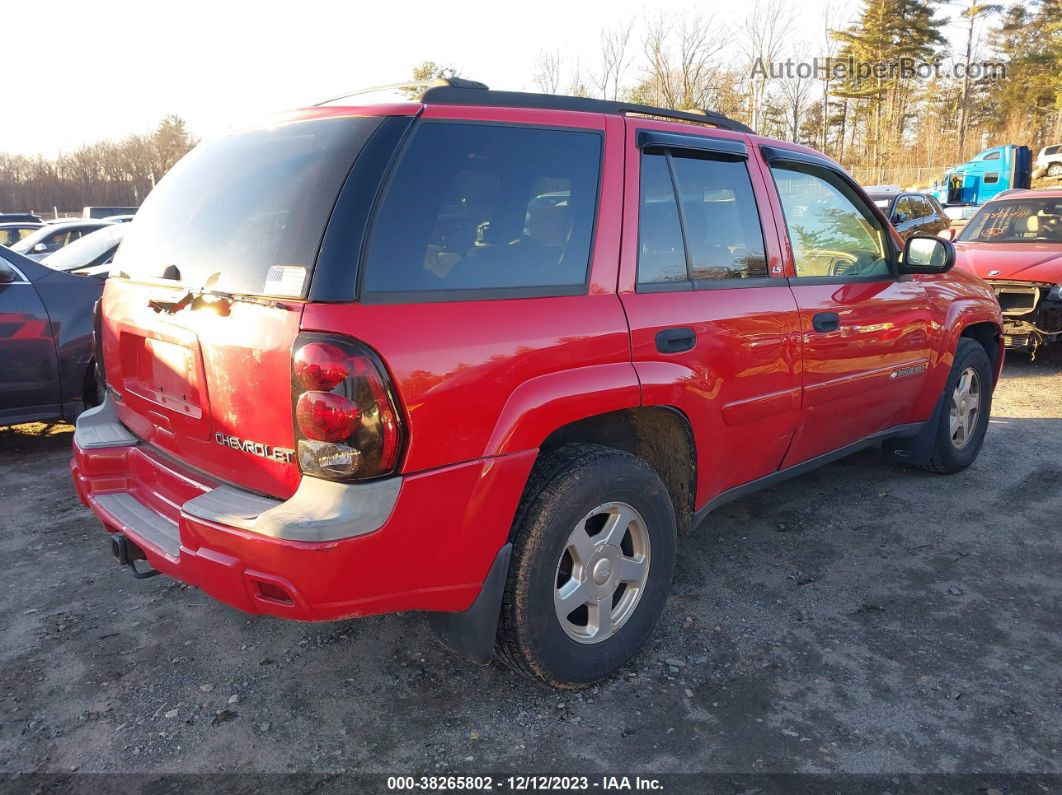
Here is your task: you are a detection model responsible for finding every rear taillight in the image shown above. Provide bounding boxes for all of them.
[291,334,404,481]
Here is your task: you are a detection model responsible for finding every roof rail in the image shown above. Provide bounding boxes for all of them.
[315,77,489,107]
[318,79,754,134]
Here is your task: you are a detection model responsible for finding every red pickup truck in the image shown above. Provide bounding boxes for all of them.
[71,80,1004,688]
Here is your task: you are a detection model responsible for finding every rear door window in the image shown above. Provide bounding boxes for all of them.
[669,155,768,281]
[360,122,601,301]
[636,149,768,287]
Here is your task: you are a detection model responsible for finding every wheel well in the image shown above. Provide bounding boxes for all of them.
[539,407,696,533]
[961,322,1002,373]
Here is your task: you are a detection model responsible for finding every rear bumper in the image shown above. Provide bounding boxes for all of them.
[71,399,535,620]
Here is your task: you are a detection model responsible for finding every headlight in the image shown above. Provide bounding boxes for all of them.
[1048,285,1062,302]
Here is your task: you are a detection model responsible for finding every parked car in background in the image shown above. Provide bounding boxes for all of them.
[0,212,44,224]
[41,223,127,277]
[72,81,1003,688]
[953,189,1062,356]
[83,206,137,219]
[0,248,103,426]
[867,189,950,240]
[0,221,43,248]
[9,219,114,260]
[1033,144,1062,179]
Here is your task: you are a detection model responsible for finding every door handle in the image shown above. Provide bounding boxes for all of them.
[655,327,696,353]
[812,312,840,332]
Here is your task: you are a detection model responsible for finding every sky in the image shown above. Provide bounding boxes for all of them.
[3,0,976,157]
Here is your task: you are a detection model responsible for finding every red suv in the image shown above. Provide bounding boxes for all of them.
[71,80,1004,688]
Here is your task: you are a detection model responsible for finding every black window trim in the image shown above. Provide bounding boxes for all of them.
[761,145,900,284]
[635,146,774,293]
[355,117,606,306]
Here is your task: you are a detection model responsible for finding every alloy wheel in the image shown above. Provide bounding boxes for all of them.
[554,501,651,644]
[949,366,981,449]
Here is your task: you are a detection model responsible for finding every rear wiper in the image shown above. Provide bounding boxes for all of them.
[148,272,289,315]
[148,271,222,315]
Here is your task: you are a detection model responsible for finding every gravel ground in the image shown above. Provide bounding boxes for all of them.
[1,348,1060,780]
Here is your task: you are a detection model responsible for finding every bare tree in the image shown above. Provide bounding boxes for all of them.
[566,56,592,98]
[592,21,635,100]
[778,48,816,141]
[740,0,796,131]
[817,3,843,153]
[639,14,732,109]
[0,116,196,213]
[532,49,563,94]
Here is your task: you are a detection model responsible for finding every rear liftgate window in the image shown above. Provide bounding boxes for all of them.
[360,122,602,301]
[111,116,382,297]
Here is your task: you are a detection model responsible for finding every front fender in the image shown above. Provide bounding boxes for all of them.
[911,297,1002,421]
[484,363,641,456]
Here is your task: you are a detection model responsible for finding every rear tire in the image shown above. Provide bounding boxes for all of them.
[1048,163,1062,177]
[496,444,677,688]
[921,338,993,474]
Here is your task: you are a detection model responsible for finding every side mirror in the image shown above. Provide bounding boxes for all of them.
[901,234,955,274]
[33,242,48,253]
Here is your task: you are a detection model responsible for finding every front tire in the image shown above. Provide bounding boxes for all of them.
[1048,163,1062,177]
[921,338,993,473]
[496,444,677,688]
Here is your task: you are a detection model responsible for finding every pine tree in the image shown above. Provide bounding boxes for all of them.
[831,0,947,168]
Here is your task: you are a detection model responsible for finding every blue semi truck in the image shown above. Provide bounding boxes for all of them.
[931,144,1032,207]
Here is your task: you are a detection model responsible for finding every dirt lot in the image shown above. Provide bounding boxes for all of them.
[1,349,1060,781]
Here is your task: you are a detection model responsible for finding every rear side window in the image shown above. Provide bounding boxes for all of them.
[912,195,932,217]
[360,122,601,300]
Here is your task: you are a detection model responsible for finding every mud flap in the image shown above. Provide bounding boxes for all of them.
[883,393,945,466]
[428,543,512,664]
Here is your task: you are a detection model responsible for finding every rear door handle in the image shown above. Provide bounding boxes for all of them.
[812,312,840,333]
[655,327,696,353]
